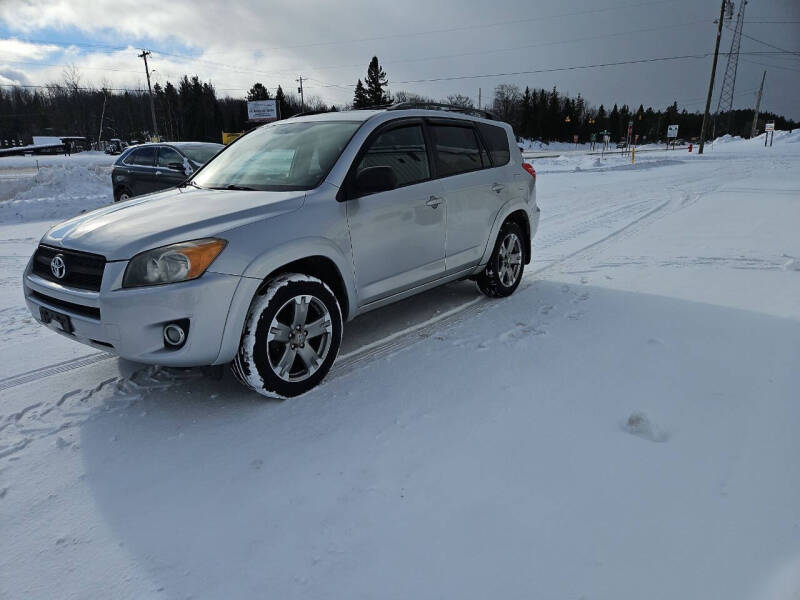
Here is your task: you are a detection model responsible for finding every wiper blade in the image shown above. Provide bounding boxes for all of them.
[178,180,204,190]
[220,184,256,191]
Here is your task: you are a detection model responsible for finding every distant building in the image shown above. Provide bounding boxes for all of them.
[0,135,88,157]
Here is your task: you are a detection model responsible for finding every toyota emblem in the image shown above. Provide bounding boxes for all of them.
[50,254,67,279]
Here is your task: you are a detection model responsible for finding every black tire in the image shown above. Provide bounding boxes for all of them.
[114,186,132,202]
[232,274,343,399]
[476,221,525,298]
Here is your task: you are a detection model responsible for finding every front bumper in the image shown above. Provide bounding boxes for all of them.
[23,258,243,367]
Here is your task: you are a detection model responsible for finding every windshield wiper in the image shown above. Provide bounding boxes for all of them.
[178,180,204,190]
[218,184,256,191]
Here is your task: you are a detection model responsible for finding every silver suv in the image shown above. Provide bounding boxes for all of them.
[23,105,539,397]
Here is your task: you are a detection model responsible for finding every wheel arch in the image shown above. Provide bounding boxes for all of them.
[214,240,357,365]
[477,203,533,269]
[505,209,531,264]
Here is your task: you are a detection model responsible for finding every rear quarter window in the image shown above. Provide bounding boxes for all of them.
[478,123,511,167]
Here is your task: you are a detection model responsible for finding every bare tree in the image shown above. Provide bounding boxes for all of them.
[446,94,474,109]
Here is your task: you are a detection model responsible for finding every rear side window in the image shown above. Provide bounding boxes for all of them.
[478,123,510,166]
[357,124,430,187]
[126,147,156,166]
[430,124,483,177]
[157,147,183,167]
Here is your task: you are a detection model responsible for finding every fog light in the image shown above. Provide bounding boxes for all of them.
[163,323,186,347]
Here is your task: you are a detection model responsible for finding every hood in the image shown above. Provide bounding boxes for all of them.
[42,187,305,261]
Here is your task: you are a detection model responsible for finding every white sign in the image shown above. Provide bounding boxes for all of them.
[765,122,775,132]
[247,100,278,122]
[667,124,679,139]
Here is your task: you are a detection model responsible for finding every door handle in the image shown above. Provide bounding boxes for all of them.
[491,183,505,193]
[426,195,444,208]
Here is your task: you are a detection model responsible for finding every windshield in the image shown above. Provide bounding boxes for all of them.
[191,120,362,191]
[179,144,223,165]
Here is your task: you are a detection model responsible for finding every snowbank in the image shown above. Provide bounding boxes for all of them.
[0,162,113,222]
[0,150,115,169]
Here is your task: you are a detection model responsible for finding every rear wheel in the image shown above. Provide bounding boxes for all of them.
[476,221,525,297]
[232,274,343,399]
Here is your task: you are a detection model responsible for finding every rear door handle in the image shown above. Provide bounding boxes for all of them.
[491,183,505,193]
[426,195,444,208]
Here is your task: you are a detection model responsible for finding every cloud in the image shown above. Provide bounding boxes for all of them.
[0,38,60,61]
[0,0,798,118]
[0,66,31,86]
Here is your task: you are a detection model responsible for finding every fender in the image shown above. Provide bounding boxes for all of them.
[475,200,533,271]
[213,236,358,365]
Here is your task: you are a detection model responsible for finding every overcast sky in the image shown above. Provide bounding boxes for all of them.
[1,0,798,118]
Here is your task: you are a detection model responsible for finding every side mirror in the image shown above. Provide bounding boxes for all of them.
[354,166,398,196]
[167,161,185,171]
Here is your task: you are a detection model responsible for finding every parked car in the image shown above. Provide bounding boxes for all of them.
[112,142,223,201]
[23,106,539,398]
[616,141,628,149]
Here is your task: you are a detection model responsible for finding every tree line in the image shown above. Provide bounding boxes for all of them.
[0,56,795,148]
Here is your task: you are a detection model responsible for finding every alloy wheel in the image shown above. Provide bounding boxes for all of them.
[497,232,523,287]
[266,294,333,382]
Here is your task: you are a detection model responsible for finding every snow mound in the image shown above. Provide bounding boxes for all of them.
[622,411,669,443]
[714,134,742,144]
[0,163,112,223]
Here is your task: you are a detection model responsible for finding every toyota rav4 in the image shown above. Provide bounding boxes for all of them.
[23,104,539,398]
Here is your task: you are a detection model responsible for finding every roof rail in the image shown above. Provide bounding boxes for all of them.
[387,102,496,120]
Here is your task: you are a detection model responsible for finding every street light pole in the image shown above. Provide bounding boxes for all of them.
[698,0,728,155]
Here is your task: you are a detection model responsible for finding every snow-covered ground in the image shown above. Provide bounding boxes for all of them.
[1,133,799,599]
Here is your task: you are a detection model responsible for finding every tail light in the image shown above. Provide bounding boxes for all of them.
[522,163,536,181]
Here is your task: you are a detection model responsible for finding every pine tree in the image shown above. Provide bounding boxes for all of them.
[353,79,369,108]
[247,83,270,101]
[520,87,533,140]
[364,57,390,106]
[275,85,287,119]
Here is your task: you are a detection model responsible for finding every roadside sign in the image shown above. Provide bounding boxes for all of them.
[590,133,597,142]
[765,122,775,132]
[247,99,278,122]
[573,134,579,143]
[667,124,679,139]
[222,132,244,145]
[603,134,610,143]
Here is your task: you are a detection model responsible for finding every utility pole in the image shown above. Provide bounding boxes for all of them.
[699,0,729,155]
[478,87,482,110]
[296,76,305,112]
[750,70,766,138]
[138,49,159,140]
[97,89,107,148]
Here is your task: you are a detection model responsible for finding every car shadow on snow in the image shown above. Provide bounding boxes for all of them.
[77,280,800,599]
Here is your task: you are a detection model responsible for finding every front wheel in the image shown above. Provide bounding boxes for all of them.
[232,274,343,399]
[476,222,525,298]
[114,186,132,202]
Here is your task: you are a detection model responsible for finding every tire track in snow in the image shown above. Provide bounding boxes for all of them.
[1,191,676,391]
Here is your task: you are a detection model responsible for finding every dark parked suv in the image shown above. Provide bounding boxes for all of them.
[112,142,223,201]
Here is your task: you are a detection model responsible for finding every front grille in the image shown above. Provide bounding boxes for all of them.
[32,245,106,291]
[31,290,101,320]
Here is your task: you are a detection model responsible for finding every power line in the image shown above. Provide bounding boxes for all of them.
[740,57,800,73]
[253,0,692,52]
[732,28,800,56]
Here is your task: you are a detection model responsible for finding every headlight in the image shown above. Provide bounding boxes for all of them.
[122,238,227,288]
